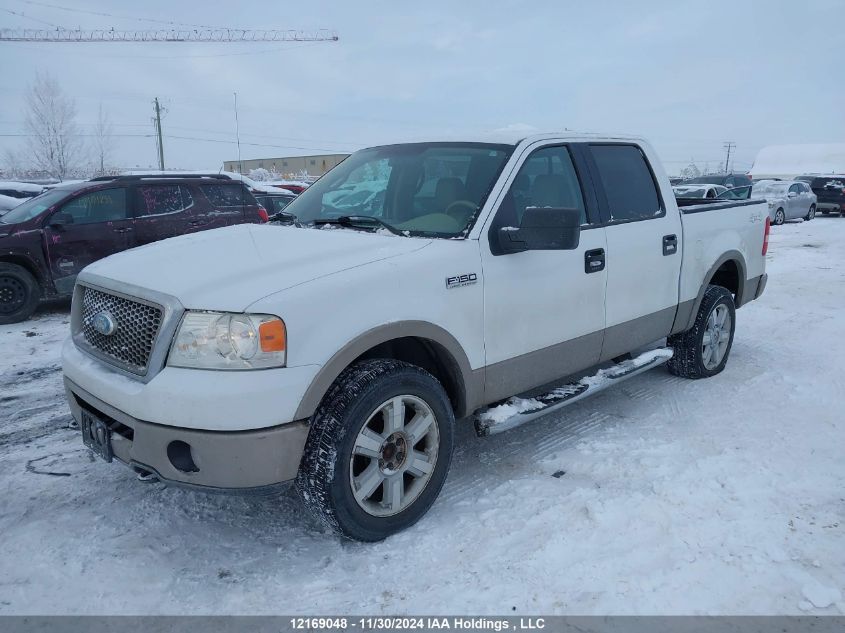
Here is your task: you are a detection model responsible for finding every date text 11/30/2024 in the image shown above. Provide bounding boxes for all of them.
[289,617,547,630]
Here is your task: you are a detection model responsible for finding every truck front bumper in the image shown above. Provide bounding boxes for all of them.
[65,377,310,491]
[62,338,316,490]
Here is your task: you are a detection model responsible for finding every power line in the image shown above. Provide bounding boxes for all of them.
[0,28,340,43]
[0,133,153,137]
[0,7,58,27]
[11,0,228,29]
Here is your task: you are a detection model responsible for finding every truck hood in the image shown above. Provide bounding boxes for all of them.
[82,224,431,312]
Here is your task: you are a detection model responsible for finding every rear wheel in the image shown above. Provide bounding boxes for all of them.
[296,359,454,541]
[667,285,736,379]
[805,205,816,221]
[0,263,41,325]
[773,208,785,225]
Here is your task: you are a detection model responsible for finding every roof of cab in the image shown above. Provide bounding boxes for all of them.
[361,131,647,150]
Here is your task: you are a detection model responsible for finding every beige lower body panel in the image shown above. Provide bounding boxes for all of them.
[65,377,309,491]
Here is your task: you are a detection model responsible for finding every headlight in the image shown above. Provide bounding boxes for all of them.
[168,311,286,370]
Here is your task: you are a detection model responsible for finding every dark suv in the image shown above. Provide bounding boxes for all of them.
[797,175,845,215]
[0,174,267,324]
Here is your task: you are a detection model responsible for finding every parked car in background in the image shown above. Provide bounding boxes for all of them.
[673,184,727,199]
[266,180,312,195]
[0,174,266,323]
[751,180,816,224]
[716,185,752,200]
[254,190,297,217]
[680,173,752,189]
[0,180,45,200]
[0,193,22,215]
[797,175,845,216]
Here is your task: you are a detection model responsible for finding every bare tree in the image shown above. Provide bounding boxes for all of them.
[680,162,701,180]
[2,147,25,179]
[24,71,84,180]
[92,103,114,176]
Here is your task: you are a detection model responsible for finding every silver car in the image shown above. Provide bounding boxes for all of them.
[751,180,817,224]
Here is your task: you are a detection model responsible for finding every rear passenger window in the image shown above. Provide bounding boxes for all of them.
[200,184,244,208]
[135,185,191,216]
[589,145,662,222]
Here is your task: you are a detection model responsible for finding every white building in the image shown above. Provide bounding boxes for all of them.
[749,143,845,180]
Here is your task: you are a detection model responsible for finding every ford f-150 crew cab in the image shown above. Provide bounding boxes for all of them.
[61,133,769,541]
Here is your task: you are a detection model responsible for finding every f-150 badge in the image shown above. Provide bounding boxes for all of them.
[445,273,478,289]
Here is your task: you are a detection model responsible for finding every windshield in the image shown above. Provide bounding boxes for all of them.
[717,186,752,200]
[0,189,69,224]
[682,175,726,185]
[673,186,707,198]
[283,142,514,237]
[753,182,789,196]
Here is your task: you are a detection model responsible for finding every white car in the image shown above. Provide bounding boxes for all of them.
[751,180,817,224]
[673,184,728,199]
[0,193,22,215]
[62,133,769,540]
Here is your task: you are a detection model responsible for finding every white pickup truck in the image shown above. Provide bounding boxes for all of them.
[62,133,769,541]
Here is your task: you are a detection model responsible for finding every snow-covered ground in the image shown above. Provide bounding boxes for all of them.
[1,218,843,615]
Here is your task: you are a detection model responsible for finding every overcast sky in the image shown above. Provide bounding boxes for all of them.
[1,0,843,175]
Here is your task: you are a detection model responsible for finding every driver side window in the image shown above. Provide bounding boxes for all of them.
[492,146,586,232]
[60,188,128,225]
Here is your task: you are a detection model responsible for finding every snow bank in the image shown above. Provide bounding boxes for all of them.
[750,143,845,180]
[1,221,844,615]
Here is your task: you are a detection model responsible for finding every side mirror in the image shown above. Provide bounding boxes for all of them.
[787,191,798,198]
[497,206,581,254]
[49,212,74,228]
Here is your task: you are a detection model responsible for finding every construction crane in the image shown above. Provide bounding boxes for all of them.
[0,28,338,43]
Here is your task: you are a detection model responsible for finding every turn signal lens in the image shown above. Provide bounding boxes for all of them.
[762,216,771,256]
[259,318,286,352]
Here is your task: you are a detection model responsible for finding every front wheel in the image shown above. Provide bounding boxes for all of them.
[0,263,41,325]
[296,359,454,541]
[667,285,736,379]
[805,205,816,221]
[773,208,785,225]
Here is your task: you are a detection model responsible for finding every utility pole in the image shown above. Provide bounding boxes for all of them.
[233,92,242,175]
[153,97,165,171]
[723,141,735,173]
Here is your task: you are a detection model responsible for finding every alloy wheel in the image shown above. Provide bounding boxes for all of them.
[702,304,732,370]
[349,395,440,517]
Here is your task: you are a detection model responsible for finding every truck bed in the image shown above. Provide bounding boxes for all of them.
[676,197,769,314]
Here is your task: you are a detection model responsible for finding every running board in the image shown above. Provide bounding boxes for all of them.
[474,348,674,437]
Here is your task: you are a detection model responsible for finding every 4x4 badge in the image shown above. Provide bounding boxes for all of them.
[445,273,478,289]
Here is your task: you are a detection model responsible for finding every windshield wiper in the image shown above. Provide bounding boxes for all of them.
[313,215,404,236]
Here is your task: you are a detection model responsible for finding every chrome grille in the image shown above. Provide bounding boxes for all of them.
[79,286,163,374]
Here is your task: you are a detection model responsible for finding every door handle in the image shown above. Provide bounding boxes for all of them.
[662,234,678,256]
[113,227,133,233]
[188,220,206,226]
[584,248,605,273]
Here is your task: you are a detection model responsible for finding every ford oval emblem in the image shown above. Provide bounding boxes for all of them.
[92,311,118,336]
